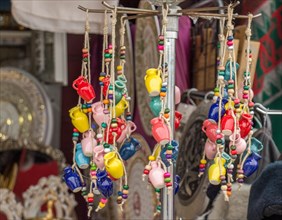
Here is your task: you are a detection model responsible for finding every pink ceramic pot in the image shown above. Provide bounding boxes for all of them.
[117,121,137,144]
[93,145,105,169]
[148,161,165,189]
[229,133,247,154]
[151,117,170,145]
[81,130,97,157]
[91,101,110,126]
[205,139,217,160]
[175,86,181,105]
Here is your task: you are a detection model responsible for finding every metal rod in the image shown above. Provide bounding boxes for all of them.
[102,1,159,14]
[179,6,227,13]
[123,13,161,21]
[78,2,260,20]
[161,5,180,220]
[183,11,262,19]
[78,5,111,13]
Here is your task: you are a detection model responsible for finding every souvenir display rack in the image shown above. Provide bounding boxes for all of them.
[66,1,262,219]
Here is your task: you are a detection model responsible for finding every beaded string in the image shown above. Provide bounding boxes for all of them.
[110,7,117,119]
[159,5,169,115]
[216,17,226,88]
[238,14,254,180]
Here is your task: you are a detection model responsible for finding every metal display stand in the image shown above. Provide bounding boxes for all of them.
[78,1,261,219]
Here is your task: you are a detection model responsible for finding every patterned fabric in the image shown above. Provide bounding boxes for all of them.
[241,0,282,150]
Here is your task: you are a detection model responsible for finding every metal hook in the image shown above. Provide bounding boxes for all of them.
[186,88,198,106]
[204,91,214,102]
[254,103,282,115]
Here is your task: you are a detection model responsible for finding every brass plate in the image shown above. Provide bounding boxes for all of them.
[0,67,53,145]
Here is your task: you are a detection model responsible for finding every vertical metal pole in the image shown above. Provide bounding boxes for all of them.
[161,6,180,220]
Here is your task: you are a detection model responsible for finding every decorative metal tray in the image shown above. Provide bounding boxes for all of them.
[0,67,53,145]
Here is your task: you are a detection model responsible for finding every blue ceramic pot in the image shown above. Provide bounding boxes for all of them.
[208,98,228,122]
[174,175,181,195]
[63,166,82,192]
[75,143,90,169]
[119,137,141,160]
[96,170,113,198]
[243,152,261,177]
[250,137,263,154]
[224,61,239,81]
[161,140,179,167]
[149,96,162,117]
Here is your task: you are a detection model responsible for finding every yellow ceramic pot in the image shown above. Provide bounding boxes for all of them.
[208,157,226,185]
[224,101,243,111]
[114,97,128,118]
[69,106,89,133]
[144,68,162,96]
[104,152,124,180]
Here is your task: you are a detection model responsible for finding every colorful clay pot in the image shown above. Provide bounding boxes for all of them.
[75,143,90,169]
[243,152,261,177]
[96,170,113,198]
[149,96,162,117]
[104,152,124,180]
[63,166,82,192]
[91,101,110,127]
[208,157,226,185]
[221,109,235,136]
[119,137,141,161]
[202,119,218,143]
[148,161,165,189]
[151,117,170,145]
[72,76,95,102]
[239,113,253,138]
[69,106,89,133]
[144,68,162,96]
[81,130,97,157]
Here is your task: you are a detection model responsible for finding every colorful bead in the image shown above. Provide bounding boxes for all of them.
[166,182,172,187]
[103,143,110,148]
[165,178,171,183]
[143,169,149,175]
[227,36,234,41]
[145,165,152,170]
[164,172,170,178]
[103,99,109,104]
[158,45,164,51]
[123,185,129,190]
[200,159,207,164]
[166,154,172,159]
[158,35,164,41]
[122,189,129,195]
[148,156,155,161]
[99,202,106,208]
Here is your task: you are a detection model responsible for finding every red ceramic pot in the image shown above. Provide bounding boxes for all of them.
[72,76,96,102]
[151,117,170,145]
[202,119,218,143]
[104,118,126,144]
[175,111,182,129]
[102,76,111,97]
[221,110,234,136]
[239,113,253,138]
